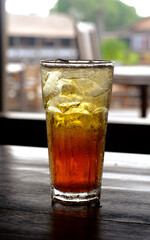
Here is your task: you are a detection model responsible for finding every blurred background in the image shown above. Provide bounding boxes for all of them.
[2,0,150,119]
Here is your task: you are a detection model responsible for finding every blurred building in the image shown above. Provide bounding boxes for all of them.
[6,13,79,112]
[5,13,100,112]
[130,17,150,63]
[104,16,150,64]
[6,13,79,63]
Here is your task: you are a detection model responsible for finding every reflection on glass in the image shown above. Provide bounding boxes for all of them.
[49,203,101,240]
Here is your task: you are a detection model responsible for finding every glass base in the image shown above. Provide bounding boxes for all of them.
[50,185,101,205]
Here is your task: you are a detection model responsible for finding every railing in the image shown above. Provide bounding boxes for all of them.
[7,47,79,60]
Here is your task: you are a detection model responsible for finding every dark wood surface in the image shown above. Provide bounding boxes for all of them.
[0,145,150,240]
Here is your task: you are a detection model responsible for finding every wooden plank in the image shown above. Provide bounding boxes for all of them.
[0,146,150,240]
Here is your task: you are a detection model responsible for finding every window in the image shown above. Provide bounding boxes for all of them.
[61,38,71,47]
[1,0,150,120]
[43,39,55,47]
[3,6,78,113]
[1,0,150,153]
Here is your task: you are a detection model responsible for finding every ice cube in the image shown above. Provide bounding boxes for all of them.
[87,82,112,97]
[86,84,111,97]
[77,77,94,88]
[87,69,112,96]
[62,68,95,79]
[46,106,62,114]
[60,81,81,96]
[43,71,61,98]
[65,102,90,115]
[41,68,49,86]
[46,94,82,113]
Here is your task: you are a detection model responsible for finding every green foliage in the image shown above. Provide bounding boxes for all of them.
[102,0,140,30]
[100,38,140,65]
[51,0,100,22]
[51,0,140,30]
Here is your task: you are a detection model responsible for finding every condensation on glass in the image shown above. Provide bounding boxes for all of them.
[41,60,114,205]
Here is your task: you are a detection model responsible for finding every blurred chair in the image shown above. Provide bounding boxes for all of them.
[76,22,100,60]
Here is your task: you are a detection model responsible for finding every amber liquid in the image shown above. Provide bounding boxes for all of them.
[46,109,107,193]
[41,65,113,194]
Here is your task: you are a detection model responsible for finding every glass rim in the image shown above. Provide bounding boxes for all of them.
[40,59,114,68]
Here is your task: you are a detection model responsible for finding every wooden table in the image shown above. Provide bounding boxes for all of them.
[0,145,150,240]
[114,65,150,117]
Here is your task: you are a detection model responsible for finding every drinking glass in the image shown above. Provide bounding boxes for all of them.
[41,60,114,205]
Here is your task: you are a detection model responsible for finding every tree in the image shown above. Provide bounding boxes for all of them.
[102,0,140,31]
[51,0,140,30]
[101,38,140,65]
[51,0,100,22]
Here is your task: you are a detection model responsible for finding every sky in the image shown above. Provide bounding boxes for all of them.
[5,0,58,17]
[5,0,150,18]
[120,0,150,17]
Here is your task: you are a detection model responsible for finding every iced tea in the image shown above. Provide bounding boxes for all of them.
[41,60,114,204]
